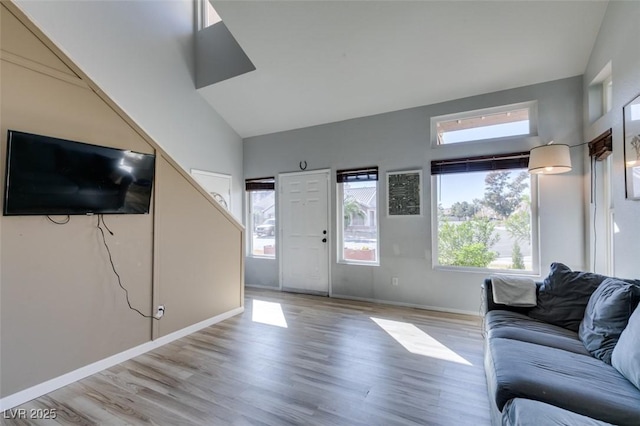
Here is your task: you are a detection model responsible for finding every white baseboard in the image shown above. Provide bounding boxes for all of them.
[0,306,244,412]
[245,286,479,317]
[245,283,280,290]
[330,293,479,317]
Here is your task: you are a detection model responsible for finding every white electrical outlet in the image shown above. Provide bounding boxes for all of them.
[392,277,399,286]
[156,305,165,319]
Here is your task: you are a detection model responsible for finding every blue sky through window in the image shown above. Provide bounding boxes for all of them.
[437,169,528,209]
[441,120,529,144]
[438,172,487,208]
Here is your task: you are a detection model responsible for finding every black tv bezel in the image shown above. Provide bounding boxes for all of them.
[3,130,156,216]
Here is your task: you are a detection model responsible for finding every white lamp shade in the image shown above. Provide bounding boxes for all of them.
[528,144,572,174]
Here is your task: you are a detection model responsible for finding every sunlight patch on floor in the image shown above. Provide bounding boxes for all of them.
[252,299,288,328]
[371,317,472,365]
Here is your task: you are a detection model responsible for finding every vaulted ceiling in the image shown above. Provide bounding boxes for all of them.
[199,1,609,138]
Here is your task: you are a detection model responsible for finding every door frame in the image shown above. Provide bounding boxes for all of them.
[277,168,332,296]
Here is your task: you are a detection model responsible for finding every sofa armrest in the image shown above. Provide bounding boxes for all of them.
[482,278,541,315]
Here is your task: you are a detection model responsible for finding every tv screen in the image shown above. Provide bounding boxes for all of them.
[3,130,155,216]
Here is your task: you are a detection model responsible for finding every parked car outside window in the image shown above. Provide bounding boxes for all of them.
[256,218,276,236]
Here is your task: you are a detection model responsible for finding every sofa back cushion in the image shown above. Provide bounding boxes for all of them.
[579,278,640,364]
[528,263,640,332]
[612,304,640,390]
[528,263,609,331]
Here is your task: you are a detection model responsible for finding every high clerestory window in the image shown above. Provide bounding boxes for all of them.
[588,62,613,123]
[431,101,538,146]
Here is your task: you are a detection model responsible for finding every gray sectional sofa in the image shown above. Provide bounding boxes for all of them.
[482,263,640,425]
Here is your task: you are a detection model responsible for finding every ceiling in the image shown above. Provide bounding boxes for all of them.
[200,1,609,139]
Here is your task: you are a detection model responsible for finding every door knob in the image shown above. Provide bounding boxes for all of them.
[322,238,327,243]
[323,230,327,234]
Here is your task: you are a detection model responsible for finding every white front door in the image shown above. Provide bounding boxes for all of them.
[279,170,330,294]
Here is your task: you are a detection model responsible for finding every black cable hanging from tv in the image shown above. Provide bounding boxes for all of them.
[97,215,160,321]
[46,215,70,225]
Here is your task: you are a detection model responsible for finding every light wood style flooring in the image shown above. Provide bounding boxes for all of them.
[3,289,491,425]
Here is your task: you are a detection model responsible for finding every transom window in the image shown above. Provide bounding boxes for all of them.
[432,102,537,146]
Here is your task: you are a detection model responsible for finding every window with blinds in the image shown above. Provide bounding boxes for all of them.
[337,167,379,265]
[431,153,538,273]
[245,177,276,258]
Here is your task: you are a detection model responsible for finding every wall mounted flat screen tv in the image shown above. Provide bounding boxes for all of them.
[3,130,155,216]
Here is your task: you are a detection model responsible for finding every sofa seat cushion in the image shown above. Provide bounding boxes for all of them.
[486,337,640,425]
[502,398,613,426]
[484,310,589,355]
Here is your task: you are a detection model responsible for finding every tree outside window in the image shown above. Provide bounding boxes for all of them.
[340,181,378,263]
[436,169,533,271]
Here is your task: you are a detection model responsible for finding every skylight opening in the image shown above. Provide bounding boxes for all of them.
[370,317,472,365]
[201,0,222,29]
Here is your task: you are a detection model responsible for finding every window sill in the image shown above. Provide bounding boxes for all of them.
[338,260,380,267]
[433,265,539,276]
[247,255,276,260]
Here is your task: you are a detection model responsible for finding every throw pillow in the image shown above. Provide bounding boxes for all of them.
[612,304,640,389]
[528,263,609,331]
[579,278,640,364]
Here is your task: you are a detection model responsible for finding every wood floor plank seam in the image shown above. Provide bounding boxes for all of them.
[1,289,490,425]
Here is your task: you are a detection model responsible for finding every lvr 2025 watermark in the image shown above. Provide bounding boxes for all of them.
[3,408,57,419]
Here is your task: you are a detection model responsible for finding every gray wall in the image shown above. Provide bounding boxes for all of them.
[583,1,640,278]
[244,76,586,314]
[15,0,244,219]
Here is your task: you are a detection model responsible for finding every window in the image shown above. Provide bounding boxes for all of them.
[603,75,613,114]
[588,62,613,123]
[246,177,276,258]
[337,167,379,264]
[431,153,538,273]
[431,102,537,146]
